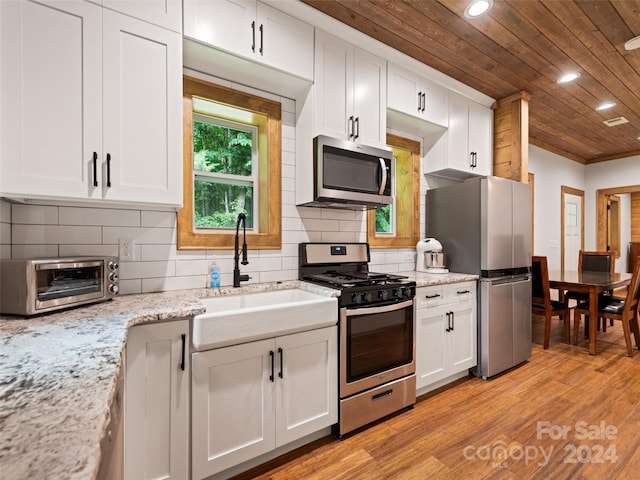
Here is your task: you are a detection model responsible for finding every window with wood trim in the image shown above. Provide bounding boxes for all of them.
[178,76,281,250]
[367,134,420,248]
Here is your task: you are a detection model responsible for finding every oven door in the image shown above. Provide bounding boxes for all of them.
[340,299,415,398]
[35,260,106,311]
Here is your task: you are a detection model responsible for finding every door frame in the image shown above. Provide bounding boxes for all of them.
[560,185,585,271]
[596,184,640,251]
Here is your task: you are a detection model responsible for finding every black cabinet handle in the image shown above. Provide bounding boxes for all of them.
[259,24,263,55]
[451,311,455,331]
[456,290,470,295]
[446,312,451,332]
[278,347,283,379]
[269,350,275,382]
[106,153,111,187]
[180,334,186,371]
[348,116,354,139]
[421,92,426,112]
[251,21,255,52]
[417,91,422,112]
[425,293,441,299]
[92,152,98,187]
[354,117,360,140]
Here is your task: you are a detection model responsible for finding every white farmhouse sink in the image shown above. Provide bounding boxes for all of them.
[192,288,338,351]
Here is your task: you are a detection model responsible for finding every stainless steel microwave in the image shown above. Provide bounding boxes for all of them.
[0,257,119,316]
[310,135,394,209]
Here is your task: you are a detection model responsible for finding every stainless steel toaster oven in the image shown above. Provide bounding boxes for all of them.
[0,257,119,316]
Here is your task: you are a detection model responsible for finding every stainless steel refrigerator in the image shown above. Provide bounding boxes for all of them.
[426,176,532,379]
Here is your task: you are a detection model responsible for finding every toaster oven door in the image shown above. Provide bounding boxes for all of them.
[35,261,105,310]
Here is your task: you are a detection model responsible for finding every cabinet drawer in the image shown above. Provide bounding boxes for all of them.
[416,286,446,309]
[445,282,476,303]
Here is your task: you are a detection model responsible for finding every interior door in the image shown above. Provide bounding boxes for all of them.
[561,186,584,271]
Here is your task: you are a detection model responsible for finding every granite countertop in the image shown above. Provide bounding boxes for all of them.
[0,280,337,480]
[0,275,471,479]
[399,271,479,286]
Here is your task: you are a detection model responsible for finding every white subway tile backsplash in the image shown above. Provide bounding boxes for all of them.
[59,245,120,257]
[59,206,139,227]
[142,275,207,293]
[303,218,340,232]
[0,223,10,245]
[141,211,177,228]
[0,244,11,259]
[118,279,142,295]
[12,225,102,245]
[102,226,175,245]
[282,177,295,192]
[143,244,206,261]
[0,200,11,223]
[120,261,176,280]
[11,244,59,258]
[321,231,358,243]
[12,204,58,225]
[175,259,211,276]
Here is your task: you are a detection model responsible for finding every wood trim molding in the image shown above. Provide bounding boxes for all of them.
[560,185,585,271]
[367,133,420,248]
[177,76,282,250]
[492,91,530,183]
[596,184,640,251]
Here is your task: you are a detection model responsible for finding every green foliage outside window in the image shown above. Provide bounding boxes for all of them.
[375,204,392,233]
[193,120,254,229]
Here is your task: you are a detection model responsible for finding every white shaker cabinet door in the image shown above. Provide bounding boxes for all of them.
[103,0,183,33]
[191,339,276,480]
[102,9,182,205]
[183,0,255,58]
[352,47,387,147]
[0,0,102,199]
[125,320,190,480]
[275,327,337,446]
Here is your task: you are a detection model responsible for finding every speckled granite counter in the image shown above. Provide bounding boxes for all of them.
[398,271,479,286]
[0,281,336,480]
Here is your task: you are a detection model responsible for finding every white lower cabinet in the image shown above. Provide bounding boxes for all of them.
[191,326,338,479]
[416,282,477,390]
[124,320,190,480]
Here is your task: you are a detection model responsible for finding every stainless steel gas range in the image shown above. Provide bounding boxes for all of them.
[299,242,417,437]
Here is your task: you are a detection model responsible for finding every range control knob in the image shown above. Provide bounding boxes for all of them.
[351,293,362,305]
[378,289,389,300]
[108,284,119,295]
[108,272,118,282]
[361,292,372,303]
[108,261,119,271]
[392,288,401,298]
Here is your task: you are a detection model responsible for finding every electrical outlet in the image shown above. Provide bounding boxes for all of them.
[119,238,135,260]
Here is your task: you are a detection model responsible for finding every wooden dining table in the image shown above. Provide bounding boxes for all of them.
[548,270,632,355]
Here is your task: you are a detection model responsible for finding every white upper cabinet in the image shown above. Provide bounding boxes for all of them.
[183,0,313,81]
[387,62,448,127]
[313,29,386,147]
[0,0,182,206]
[102,0,182,32]
[424,91,493,179]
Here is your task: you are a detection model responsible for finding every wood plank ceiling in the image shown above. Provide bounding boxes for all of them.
[301,0,640,164]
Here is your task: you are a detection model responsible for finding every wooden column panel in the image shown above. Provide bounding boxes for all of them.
[492,91,531,183]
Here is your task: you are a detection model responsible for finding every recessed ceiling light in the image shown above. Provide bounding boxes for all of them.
[557,72,580,84]
[625,36,640,50]
[596,102,617,111]
[464,0,493,18]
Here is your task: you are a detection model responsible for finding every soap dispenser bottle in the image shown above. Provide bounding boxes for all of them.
[208,262,220,289]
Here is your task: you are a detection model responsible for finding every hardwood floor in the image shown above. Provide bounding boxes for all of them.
[232,313,640,480]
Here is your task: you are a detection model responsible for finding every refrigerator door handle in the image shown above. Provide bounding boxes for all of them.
[488,275,531,286]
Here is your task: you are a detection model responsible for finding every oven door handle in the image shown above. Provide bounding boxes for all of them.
[344,299,414,316]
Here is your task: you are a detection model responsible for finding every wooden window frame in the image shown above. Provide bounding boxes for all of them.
[178,76,281,250]
[367,133,420,248]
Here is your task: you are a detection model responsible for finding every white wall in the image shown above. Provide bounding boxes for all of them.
[528,145,585,270]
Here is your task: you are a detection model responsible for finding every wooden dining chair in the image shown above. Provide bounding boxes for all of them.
[566,250,616,333]
[574,259,640,357]
[532,256,571,349]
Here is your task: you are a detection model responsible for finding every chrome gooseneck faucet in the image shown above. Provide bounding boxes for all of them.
[233,213,250,287]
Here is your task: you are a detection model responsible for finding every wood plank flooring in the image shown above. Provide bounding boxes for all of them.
[231,313,640,480]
